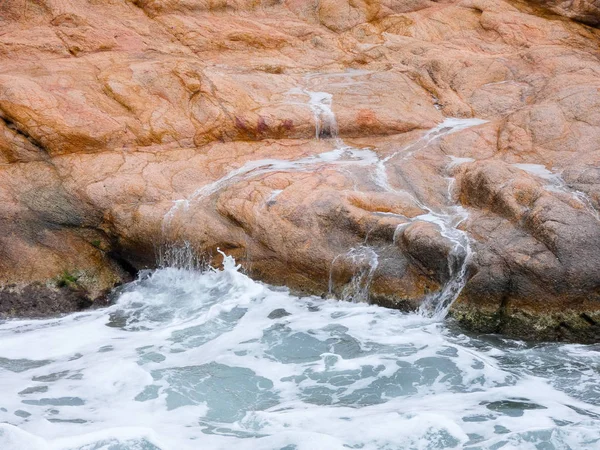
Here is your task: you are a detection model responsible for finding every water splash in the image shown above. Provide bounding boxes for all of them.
[1,255,599,449]
[159,115,486,315]
[159,75,487,316]
[158,79,371,273]
[155,241,206,271]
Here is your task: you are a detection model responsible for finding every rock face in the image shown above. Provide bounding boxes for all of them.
[1,0,599,340]
[528,0,600,27]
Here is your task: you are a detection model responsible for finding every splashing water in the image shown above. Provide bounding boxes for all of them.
[161,114,488,318]
[155,241,206,271]
[1,257,599,450]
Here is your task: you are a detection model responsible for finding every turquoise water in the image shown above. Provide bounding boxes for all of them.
[0,256,599,449]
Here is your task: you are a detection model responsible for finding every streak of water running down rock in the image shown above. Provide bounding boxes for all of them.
[372,118,488,318]
[162,73,375,232]
[329,246,379,303]
[287,88,339,140]
[161,78,488,316]
[514,163,600,221]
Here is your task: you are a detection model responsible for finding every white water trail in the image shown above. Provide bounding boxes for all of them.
[161,115,486,314]
[160,77,373,241]
[187,147,378,202]
[160,73,487,316]
[398,206,472,319]
[373,118,487,318]
[288,88,339,141]
[514,163,600,221]
[159,150,377,247]
[290,69,372,142]
[374,118,487,192]
[329,246,379,303]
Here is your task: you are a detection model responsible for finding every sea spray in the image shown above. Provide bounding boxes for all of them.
[155,240,206,271]
[1,255,599,449]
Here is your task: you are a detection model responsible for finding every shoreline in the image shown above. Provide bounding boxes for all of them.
[2,266,599,344]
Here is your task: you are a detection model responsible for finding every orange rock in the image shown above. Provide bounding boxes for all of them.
[0,0,599,340]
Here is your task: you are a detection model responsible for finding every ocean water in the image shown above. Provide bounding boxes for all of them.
[0,256,599,450]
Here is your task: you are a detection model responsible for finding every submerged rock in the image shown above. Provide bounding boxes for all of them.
[0,0,599,341]
[268,309,292,319]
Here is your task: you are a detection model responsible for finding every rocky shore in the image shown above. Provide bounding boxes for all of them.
[1,0,599,341]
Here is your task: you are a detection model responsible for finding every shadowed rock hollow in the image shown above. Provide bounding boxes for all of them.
[1,0,599,341]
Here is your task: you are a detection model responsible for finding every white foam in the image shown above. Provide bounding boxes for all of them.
[0,258,598,449]
[163,115,488,317]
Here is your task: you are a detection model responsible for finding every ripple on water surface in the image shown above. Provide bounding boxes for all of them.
[0,257,599,450]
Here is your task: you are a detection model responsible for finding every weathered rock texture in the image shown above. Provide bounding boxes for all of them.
[0,0,599,340]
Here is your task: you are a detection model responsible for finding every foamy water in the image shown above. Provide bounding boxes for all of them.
[0,256,599,450]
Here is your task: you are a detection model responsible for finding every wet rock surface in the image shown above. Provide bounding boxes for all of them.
[0,284,111,319]
[0,0,599,341]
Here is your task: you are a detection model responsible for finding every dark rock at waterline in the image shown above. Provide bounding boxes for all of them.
[268,308,292,319]
[450,303,600,344]
[450,161,600,343]
[0,284,110,319]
